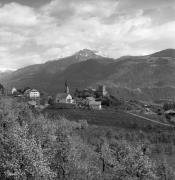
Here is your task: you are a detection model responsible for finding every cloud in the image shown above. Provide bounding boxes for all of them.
[143,6,175,25]
[0,3,38,26]
[0,0,175,70]
[117,0,174,11]
[0,0,52,8]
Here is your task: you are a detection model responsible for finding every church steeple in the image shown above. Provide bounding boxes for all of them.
[65,80,70,94]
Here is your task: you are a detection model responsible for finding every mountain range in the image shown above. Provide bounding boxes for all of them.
[1,48,175,102]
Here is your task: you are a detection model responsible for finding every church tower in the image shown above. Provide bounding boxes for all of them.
[64,80,70,94]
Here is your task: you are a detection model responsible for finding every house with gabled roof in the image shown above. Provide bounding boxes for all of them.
[24,89,40,99]
[86,96,102,110]
[55,93,73,104]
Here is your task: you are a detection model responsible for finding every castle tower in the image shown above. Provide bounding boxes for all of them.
[98,85,108,97]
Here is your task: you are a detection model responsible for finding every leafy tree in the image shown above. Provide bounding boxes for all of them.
[99,140,157,179]
[0,123,56,180]
[157,159,175,180]
[0,83,4,95]
[48,97,54,106]
[23,87,31,93]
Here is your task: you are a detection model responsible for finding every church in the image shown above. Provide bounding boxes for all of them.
[55,81,73,104]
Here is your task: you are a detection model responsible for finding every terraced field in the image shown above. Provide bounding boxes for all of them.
[45,109,172,130]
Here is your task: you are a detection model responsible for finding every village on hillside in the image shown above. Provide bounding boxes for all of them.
[0,81,110,110]
[1,81,175,125]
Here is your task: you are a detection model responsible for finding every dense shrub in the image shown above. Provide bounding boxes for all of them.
[163,102,175,111]
[156,159,175,180]
[78,119,89,129]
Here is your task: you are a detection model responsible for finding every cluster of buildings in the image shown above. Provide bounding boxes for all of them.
[11,87,40,99]
[54,81,106,110]
[11,87,42,108]
[0,81,108,110]
[74,85,108,99]
[73,85,108,110]
[0,84,41,99]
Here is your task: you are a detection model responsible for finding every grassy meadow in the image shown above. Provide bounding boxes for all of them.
[45,108,172,130]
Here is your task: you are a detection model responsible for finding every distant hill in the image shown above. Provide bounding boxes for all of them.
[2,48,175,101]
[0,70,13,82]
[150,49,175,58]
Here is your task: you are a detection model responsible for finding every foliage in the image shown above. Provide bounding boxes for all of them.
[156,159,175,180]
[97,140,157,180]
[163,102,175,111]
[0,97,174,179]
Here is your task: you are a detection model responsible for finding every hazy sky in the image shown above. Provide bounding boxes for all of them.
[0,0,175,71]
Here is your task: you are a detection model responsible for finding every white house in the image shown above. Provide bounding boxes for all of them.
[24,89,40,99]
[29,89,40,99]
[55,93,73,104]
[11,87,17,95]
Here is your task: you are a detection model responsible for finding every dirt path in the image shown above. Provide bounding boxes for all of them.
[125,111,175,127]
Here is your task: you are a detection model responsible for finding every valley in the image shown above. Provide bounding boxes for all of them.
[0,0,174,178]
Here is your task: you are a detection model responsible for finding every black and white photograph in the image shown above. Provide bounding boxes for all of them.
[0,0,175,179]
